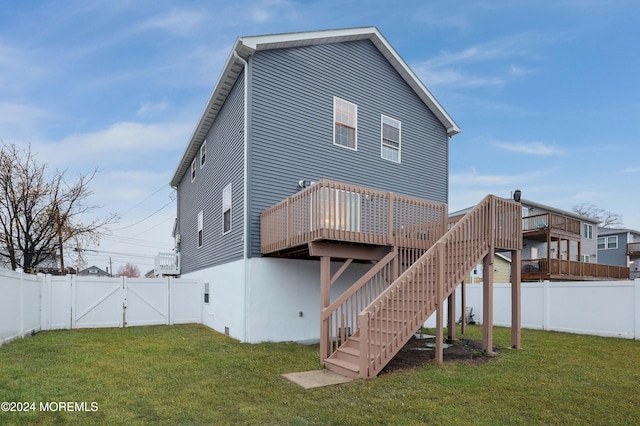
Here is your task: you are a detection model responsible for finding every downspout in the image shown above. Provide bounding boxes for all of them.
[233,50,250,343]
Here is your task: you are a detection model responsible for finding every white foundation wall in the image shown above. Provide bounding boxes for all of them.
[183,259,247,342]
[244,257,373,343]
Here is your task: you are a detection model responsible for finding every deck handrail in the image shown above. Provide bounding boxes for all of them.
[522,258,629,280]
[356,195,522,378]
[627,242,640,256]
[522,212,581,236]
[260,179,447,253]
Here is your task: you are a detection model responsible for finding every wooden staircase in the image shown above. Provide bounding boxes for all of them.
[322,195,521,379]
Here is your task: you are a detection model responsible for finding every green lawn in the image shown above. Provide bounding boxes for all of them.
[1,324,639,425]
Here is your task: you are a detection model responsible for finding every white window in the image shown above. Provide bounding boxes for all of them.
[200,141,207,167]
[583,223,593,239]
[191,159,197,182]
[197,211,203,248]
[381,115,401,162]
[580,254,590,262]
[599,235,618,249]
[333,97,357,150]
[204,282,210,304]
[223,184,232,234]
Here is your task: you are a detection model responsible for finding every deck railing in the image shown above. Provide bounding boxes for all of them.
[522,213,581,236]
[522,258,629,280]
[154,252,180,276]
[627,242,640,257]
[356,195,522,378]
[260,179,448,254]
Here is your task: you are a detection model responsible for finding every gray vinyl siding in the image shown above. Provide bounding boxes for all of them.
[597,232,627,266]
[177,70,245,274]
[247,40,449,257]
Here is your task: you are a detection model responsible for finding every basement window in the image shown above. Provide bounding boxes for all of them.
[204,282,210,304]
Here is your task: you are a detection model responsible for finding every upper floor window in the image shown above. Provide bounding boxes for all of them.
[381,115,401,163]
[583,223,593,239]
[191,159,197,182]
[333,97,357,150]
[597,235,618,250]
[200,142,207,167]
[197,211,203,248]
[223,184,232,234]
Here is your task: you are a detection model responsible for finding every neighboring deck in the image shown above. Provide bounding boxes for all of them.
[521,258,629,281]
[260,179,448,257]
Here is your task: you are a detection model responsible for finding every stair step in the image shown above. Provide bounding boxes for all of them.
[324,357,359,379]
[334,346,360,364]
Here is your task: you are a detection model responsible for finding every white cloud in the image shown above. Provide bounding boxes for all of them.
[494,141,564,156]
[623,167,640,173]
[136,101,170,116]
[133,9,208,36]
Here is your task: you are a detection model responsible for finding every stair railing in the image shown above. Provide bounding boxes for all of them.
[358,195,521,378]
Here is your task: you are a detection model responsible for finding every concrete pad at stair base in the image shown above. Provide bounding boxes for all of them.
[282,370,354,389]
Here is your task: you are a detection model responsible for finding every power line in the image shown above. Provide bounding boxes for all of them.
[109,199,174,231]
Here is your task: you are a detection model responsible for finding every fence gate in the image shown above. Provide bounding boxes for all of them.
[125,278,170,326]
[73,277,124,328]
[72,277,173,328]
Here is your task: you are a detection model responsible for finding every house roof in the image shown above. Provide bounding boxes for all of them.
[521,199,599,225]
[449,198,600,225]
[598,227,640,237]
[170,27,460,187]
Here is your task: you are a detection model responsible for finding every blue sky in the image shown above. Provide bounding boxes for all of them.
[1,0,638,272]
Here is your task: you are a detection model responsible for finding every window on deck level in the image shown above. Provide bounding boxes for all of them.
[333,97,357,150]
[583,223,593,239]
[381,115,401,162]
[197,211,203,248]
[223,184,232,234]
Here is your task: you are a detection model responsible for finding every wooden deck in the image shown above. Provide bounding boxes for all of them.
[522,212,581,241]
[260,179,448,257]
[628,242,640,257]
[522,258,629,281]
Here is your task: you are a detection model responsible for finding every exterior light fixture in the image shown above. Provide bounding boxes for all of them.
[513,189,522,203]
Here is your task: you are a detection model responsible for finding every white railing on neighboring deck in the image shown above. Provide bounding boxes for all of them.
[155,252,180,276]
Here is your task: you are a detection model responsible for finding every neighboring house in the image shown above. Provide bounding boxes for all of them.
[452,199,630,282]
[464,253,512,284]
[520,199,628,281]
[165,27,523,379]
[598,228,640,280]
[77,265,110,277]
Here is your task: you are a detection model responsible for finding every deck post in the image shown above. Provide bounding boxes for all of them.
[435,242,444,364]
[482,250,495,354]
[320,256,331,363]
[460,281,466,334]
[483,197,496,354]
[387,192,394,246]
[447,290,456,340]
[511,248,522,349]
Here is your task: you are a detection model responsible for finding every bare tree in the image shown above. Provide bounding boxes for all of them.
[572,203,624,228]
[0,142,117,273]
[117,262,140,278]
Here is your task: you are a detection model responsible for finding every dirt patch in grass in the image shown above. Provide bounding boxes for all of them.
[381,336,500,374]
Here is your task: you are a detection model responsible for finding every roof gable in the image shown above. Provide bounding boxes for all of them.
[170,27,460,187]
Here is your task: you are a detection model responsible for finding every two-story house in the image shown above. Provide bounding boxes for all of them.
[598,228,640,280]
[520,200,629,281]
[167,27,522,379]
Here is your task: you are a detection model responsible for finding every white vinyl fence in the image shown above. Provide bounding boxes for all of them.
[425,279,640,340]
[1,268,203,347]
